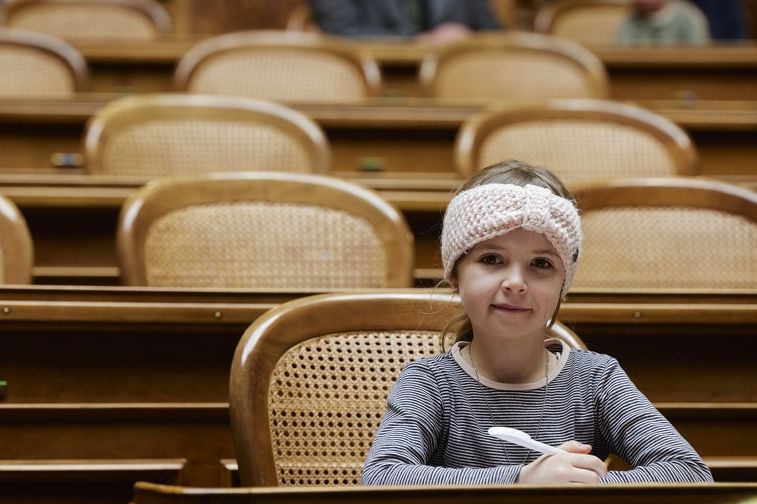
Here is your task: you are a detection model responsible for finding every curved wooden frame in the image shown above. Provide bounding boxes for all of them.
[117,172,413,287]
[454,98,698,178]
[418,32,609,100]
[84,93,332,175]
[0,195,33,284]
[229,290,586,487]
[534,0,631,39]
[175,30,381,98]
[0,27,89,92]
[3,0,172,37]
[576,177,757,221]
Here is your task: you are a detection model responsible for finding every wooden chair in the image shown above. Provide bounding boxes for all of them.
[2,0,172,41]
[572,177,757,292]
[454,98,697,185]
[0,194,33,284]
[0,27,88,97]
[83,94,331,177]
[117,172,413,288]
[534,0,631,46]
[229,290,587,487]
[418,32,608,102]
[175,31,381,104]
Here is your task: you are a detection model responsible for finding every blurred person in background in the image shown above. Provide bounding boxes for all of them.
[616,0,710,45]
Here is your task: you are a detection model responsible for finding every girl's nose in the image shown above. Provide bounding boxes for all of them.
[500,267,527,293]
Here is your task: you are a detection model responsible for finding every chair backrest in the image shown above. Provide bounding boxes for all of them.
[0,27,88,97]
[229,290,587,487]
[117,172,414,288]
[84,94,331,177]
[418,32,608,102]
[2,0,172,40]
[455,98,697,185]
[0,194,33,284]
[572,177,757,292]
[534,0,631,46]
[175,31,381,104]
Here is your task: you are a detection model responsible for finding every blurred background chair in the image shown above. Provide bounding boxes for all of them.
[175,31,381,103]
[455,98,697,186]
[534,0,631,46]
[0,27,88,97]
[418,32,608,102]
[229,290,587,486]
[117,172,414,288]
[1,0,172,40]
[0,194,33,284]
[572,177,757,291]
[84,94,331,177]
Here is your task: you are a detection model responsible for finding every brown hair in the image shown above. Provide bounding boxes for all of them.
[442,159,575,344]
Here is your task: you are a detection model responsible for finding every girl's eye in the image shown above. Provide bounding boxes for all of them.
[480,254,501,265]
[532,258,553,269]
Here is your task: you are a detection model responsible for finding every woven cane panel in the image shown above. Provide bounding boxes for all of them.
[551,8,629,45]
[0,48,75,98]
[574,208,757,290]
[189,51,366,103]
[435,53,594,100]
[479,121,675,186]
[0,247,4,283]
[10,5,157,40]
[101,119,312,176]
[144,202,387,288]
[269,330,441,486]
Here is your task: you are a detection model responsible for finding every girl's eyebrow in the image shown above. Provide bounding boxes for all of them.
[473,245,559,257]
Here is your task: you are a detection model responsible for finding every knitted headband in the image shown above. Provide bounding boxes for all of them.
[442,183,583,300]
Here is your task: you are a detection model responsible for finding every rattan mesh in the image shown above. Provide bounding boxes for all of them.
[188,50,366,103]
[434,52,595,100]
[551,7,629,45]
[479,120,676,186]
[9,4,158,40]
[0,247,5,284]
[144,202,386,288]
[269,329,441,486]
[574,207,757,290]
[101,119,312,176]
[0,46,75,98]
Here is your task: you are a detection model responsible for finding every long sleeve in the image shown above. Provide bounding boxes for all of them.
[361,361,521,485]
[595,359,713,483]
[309,0,415,37]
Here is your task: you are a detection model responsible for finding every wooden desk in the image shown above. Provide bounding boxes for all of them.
[67,39,757,102]
[1,97,756,177]
[0,287,754,502]
[128,482,757,504]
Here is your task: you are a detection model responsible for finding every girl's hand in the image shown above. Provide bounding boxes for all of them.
[516,441,608,484]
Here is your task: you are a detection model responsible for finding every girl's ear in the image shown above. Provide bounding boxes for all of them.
[448,274,459,293]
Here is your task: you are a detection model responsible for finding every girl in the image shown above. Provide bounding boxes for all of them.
[361,160,712,485]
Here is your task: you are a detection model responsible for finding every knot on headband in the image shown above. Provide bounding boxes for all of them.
[441,184,583,300]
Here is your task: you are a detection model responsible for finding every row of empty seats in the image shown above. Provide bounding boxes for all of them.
[1,173,754,291]
[0,27,608,101]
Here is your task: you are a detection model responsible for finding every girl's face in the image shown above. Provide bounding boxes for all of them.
[451,228,564,343]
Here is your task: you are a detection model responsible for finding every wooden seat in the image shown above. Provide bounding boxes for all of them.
[229,291,586,486]
[454,98,697,185]
[2,0,172,41]
[534,0,631,46]
[573,177,757,292]
[117,172,413,288]
[418,32,608,102]
[0,194,33,284]
[175,31,381,103]
[0,27,88,97]
[83,94,331,177]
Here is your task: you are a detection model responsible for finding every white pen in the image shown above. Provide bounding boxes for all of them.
[488,427,567,456]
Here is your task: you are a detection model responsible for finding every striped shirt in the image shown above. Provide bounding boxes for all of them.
[362,339,713,485]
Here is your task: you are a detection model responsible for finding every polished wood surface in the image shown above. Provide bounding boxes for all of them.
[130,481,757,504]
